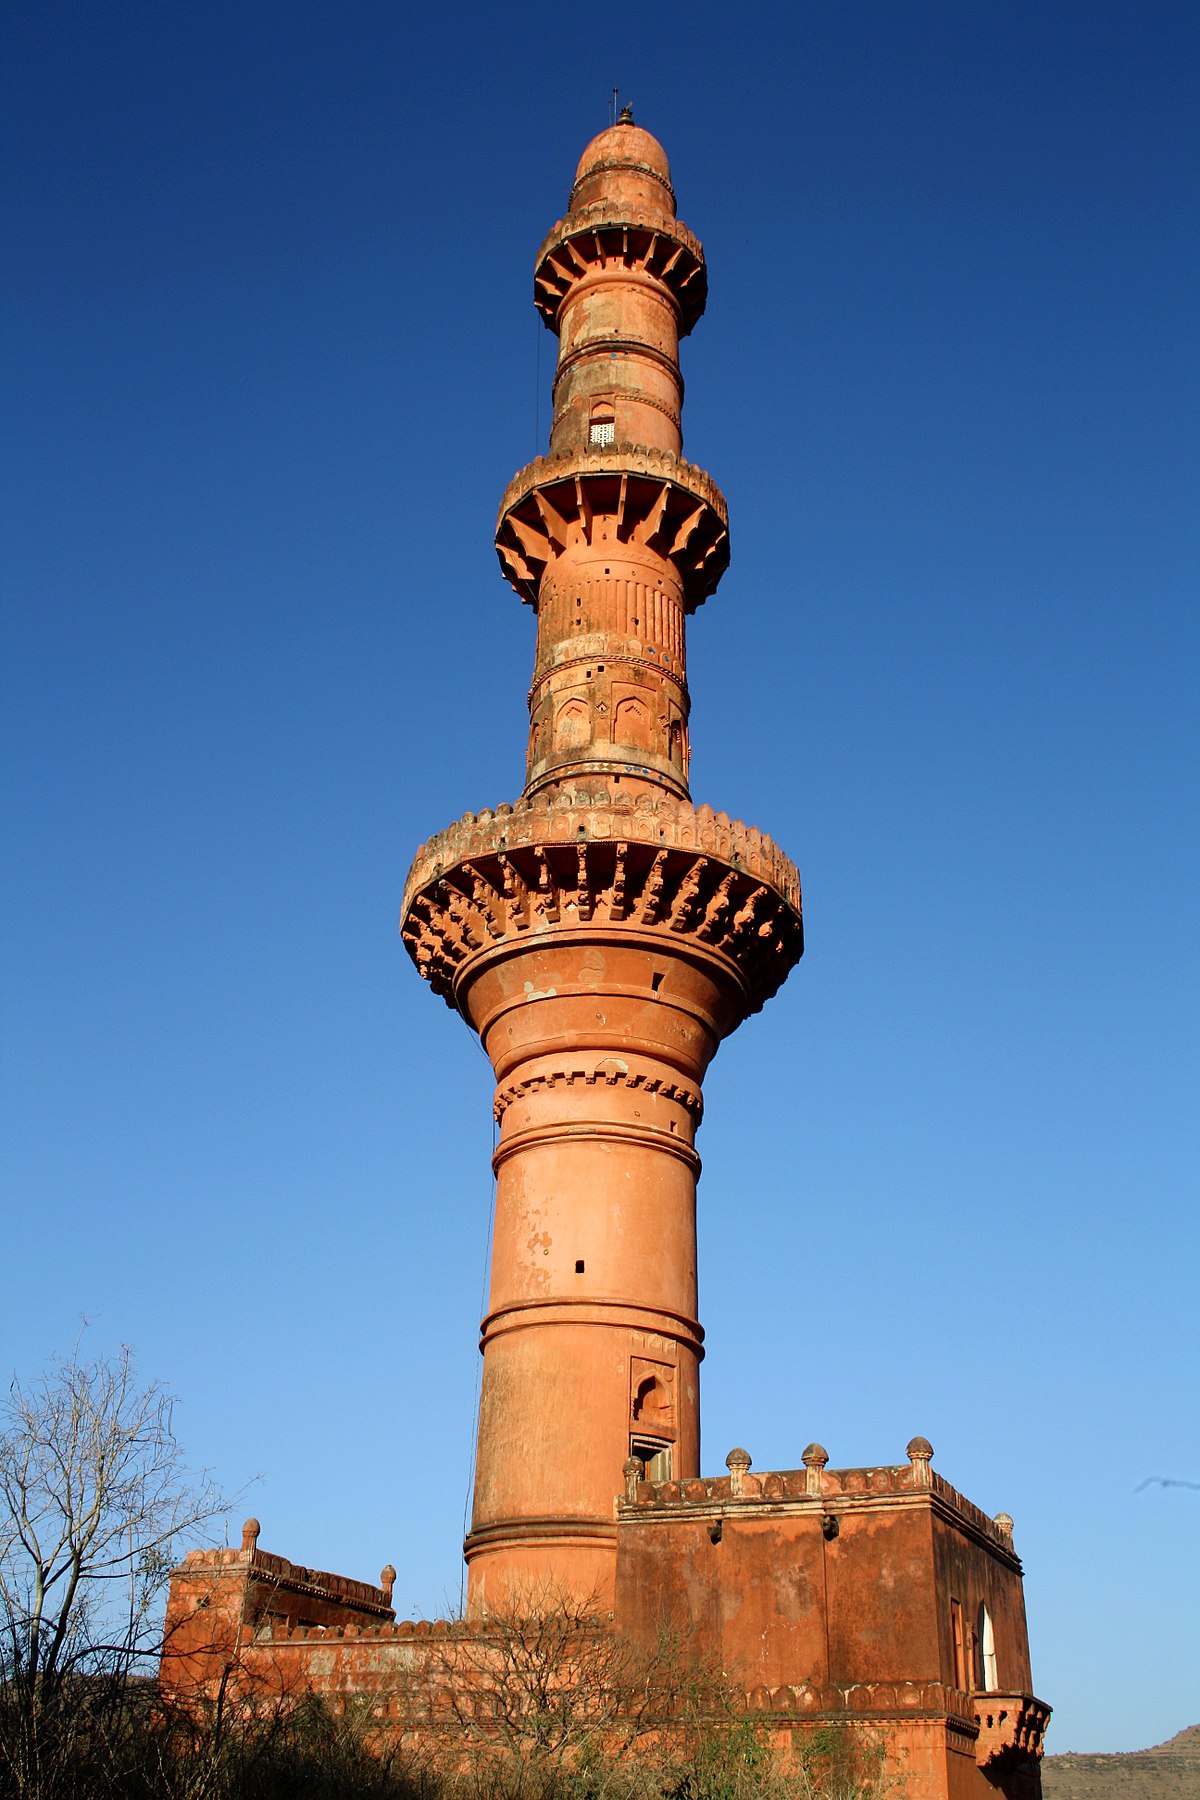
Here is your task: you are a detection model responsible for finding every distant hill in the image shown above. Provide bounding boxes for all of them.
[1041,1724,1200,1800]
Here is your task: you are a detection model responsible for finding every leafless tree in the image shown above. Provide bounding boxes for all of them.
[411,1586,894,1800]
[411,1585,737,1800]
[0,1335,228,1799]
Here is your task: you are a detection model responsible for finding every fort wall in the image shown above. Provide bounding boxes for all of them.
[164,1443,1048,1799]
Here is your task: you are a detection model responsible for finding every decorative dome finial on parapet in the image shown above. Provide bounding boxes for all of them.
[240,1518,260,1554]
[801,1443,829,1497]
[380,1564,396,1604]
[994,1512,1015,1544]
[906,1436,934,1489]
[726,1447,752,1496]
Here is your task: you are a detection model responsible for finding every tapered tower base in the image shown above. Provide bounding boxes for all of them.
[402,789,801,1609]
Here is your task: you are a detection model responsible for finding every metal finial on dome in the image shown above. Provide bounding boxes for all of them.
[616,103,634,124]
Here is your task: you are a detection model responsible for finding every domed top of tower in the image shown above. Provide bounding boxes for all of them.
[570,111,676,219]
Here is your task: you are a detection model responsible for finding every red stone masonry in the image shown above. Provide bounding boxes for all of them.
[163,112,1050,1800]
[494,447,729,609]
[165,1438,1049,1790]
[402,791,802,1017]
[404,793,799,910]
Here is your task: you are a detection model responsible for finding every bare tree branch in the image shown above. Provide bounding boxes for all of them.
[0,1335,230,1798]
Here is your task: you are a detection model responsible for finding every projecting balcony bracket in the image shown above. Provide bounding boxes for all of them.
[533,207,707,336]
[495,447,729,612]
[973,1694,1052,1769]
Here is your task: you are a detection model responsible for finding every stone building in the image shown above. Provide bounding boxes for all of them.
[163,115,1050,1798]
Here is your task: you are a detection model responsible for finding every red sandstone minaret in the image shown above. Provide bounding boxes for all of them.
[401,114,803,1613]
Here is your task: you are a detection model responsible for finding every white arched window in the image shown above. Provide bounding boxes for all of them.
[977,1603,998,1690]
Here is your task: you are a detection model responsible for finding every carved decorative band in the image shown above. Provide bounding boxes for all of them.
[534,565,686,669]
[552,337,683,397]
[493,1117,701,1175]
[567,160,679,205]
[494,1065,701,1123]
[532,645,685,688]
[523,761,691,809]
[465,1517,620,1556]
[553,384,682,433]
[629,385,683,429]
[727,1679,1000,1724]
[479,1295,705,1354]
[402,823,802,1018]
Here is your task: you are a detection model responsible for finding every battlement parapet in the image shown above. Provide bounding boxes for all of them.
[239,1610,622,1647]
[739,1679,980,1723]
[176,1540,392,1618]
[497,444,725,529]
[402,793,802,1014]
[618,1441,1019,1558]
[246,1616,464,1644]
[930,1471,1012,1547]
[538,201,701,256]
[404,793,800,918]
[619,1463,922,1509]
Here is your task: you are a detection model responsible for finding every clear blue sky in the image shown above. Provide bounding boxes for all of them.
[2,0,1196,1755]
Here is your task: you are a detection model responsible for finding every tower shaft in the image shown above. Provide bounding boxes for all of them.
[402,118,802,1612]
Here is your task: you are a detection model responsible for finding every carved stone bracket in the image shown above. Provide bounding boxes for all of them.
[534,207,707,335]
[401,793,802,1017]
[974,1694,1052,1767]
[495,447,729,610]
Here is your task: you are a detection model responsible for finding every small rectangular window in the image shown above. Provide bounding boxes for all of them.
[590,421,615,447]
[631,1438,671,1481]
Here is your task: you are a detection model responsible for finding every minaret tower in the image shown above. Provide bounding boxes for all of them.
[401,115,803,1613]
